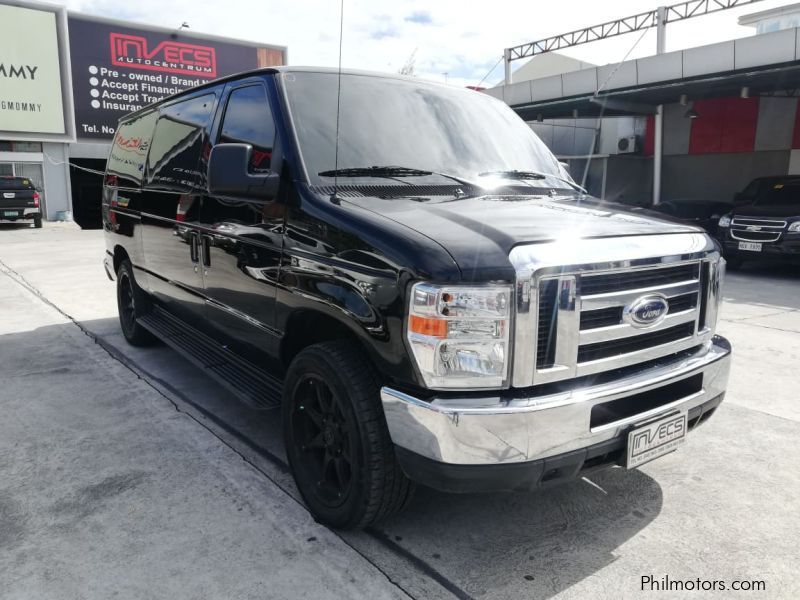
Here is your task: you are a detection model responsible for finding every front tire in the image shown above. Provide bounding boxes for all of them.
[116,260,156,346]
[283,341,414,529]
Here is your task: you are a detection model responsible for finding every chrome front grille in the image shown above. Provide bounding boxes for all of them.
[538,262,703,381]
[730,216,786,242]
[509,233,723,388]
[579,263,699,295]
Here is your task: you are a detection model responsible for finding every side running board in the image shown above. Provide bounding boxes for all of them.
[138,306,283,409]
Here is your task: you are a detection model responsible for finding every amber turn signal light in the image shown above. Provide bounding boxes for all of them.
[409,315,447,338]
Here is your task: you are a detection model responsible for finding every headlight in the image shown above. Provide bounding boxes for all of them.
[788,221,800,233]
[407,283,511,389]
[718,214,732,228]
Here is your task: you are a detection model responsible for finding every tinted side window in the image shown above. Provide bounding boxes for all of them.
[147,94,215,192]
[219,85,275,172]
[107,110,158,188]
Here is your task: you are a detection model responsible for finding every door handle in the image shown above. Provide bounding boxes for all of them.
[201,234,212,269]
[190,232,199,263]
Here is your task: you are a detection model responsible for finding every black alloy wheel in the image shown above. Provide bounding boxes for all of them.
[116,260,156,346]
[290,375,356,508]
[283,341,414,529]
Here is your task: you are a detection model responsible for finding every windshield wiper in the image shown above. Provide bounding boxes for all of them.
[319,166,430,178]
[479,170,587,194]
[319,166,478,190]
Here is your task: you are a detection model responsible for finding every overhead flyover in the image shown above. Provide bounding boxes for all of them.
[486,27,800,120]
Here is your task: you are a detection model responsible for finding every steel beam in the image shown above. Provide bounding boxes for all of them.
[506,0,764,61]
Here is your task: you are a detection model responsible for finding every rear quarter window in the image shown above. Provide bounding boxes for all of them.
[107,110,159,188]
[146,93,216,192]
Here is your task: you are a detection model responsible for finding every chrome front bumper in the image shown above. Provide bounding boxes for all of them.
[381,336,731,467]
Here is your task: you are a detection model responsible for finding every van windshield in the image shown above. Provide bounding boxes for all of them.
[0,177,33,190]
[281,72,568,191]
[753,180,800,206]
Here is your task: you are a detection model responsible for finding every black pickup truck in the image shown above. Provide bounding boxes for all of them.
[0,176,42,228]
[103,67,731,529]
[717,176,800,268]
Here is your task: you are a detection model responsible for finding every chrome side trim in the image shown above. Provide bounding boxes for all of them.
[110,207,142,221]
[204,297,282,338]
[381,336,730,465]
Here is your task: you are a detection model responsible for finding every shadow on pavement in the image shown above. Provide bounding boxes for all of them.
[0,223,36,231]
[60,315,665,600]
[376,468,661,599]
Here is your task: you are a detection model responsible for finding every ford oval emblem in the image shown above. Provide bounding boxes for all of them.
[624,294,669,328]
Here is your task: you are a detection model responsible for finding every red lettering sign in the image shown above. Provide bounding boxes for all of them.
[109,33,217,77]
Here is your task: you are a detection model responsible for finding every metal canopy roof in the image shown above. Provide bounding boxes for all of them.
[487,28,800,119]
[514,63,800,120]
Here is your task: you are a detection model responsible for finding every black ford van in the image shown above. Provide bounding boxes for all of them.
[103,67,730,529]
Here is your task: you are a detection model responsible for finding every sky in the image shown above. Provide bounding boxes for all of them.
[61,0,792,87]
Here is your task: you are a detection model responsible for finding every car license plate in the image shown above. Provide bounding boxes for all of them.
[738,241,762,252]
[3,210,17,217]
[3,192,14,198]
[626,411,687,469]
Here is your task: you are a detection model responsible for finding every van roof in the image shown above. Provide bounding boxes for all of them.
[119,66,469,122]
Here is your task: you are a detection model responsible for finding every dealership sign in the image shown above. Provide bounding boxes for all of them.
[110,33,217,77]
[0,3,67,136]
[68,16,284,141]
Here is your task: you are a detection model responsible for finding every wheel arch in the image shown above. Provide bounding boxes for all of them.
[280,309,376,371]
[112,244,130,275]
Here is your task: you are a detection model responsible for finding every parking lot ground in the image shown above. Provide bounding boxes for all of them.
[1,222,799,600]
[0,224,411,600]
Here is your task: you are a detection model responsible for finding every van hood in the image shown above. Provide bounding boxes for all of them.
[344,193,701,281]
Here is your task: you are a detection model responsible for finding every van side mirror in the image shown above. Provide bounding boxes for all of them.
[208,143,279,200]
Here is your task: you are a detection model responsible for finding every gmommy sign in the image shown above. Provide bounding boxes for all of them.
[0,3,67,136]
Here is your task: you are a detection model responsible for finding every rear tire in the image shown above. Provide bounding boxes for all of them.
[116,260,157,346]
[283,341,414,529]
[33,214,42,229]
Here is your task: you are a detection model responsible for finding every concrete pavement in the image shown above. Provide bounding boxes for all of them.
[1,222,799,599]
[0,225,410,600]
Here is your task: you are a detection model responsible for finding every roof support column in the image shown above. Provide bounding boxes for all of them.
[653,5,666,205]
[656,5,666,54]
[653,105,663,206]
[504,48,513,85]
